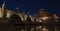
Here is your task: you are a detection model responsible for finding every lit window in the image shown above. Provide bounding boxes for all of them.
[41,27,49,31]
[31,27,35,31]
[39,26,42,29]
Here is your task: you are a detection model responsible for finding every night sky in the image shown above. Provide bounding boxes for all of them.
[0,0,60,16]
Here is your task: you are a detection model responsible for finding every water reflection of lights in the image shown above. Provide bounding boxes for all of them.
[36,26,42,31]
[55,27,59,31]
[31,27,35,31]
[41,27,49,31]
[39,26,42,29]
[0,25,59,31]
[21,29,27,31]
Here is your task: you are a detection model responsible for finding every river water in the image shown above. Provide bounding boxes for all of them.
[0,24,60,31]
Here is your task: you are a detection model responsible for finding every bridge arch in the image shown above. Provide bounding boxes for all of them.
[8,14,22,24]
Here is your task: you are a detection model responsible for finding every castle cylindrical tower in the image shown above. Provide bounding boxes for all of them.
[36,8,50,20]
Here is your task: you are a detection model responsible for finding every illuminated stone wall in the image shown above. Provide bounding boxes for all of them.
[0,7,59,23]
[6,10,12,18]
[0,7,21,18]
[0,8,3,18]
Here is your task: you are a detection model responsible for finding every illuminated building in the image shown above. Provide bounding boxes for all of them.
[36,8,51,20]
[0,7,24,23]
[35,8,55,23]
[0,1,60,24]
[41,27,49,31]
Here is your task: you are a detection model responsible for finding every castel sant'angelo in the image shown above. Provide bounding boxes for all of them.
[0,0,59,24]
[0,7,59,24]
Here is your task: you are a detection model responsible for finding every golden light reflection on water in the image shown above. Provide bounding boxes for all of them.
[10,25,59,31]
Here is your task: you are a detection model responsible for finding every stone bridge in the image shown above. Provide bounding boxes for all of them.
[0,7,35,23]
